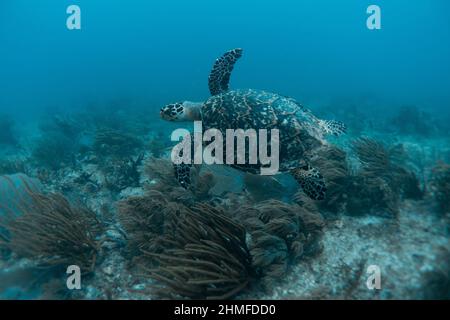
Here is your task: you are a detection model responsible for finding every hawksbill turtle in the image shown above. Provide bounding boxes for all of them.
[160,48,346,200]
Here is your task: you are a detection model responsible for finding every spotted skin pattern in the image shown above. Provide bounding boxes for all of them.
[170,49,347,200]
[161,102,183,121]
[319,119,347,136]
[291,165,327,200]
[208,48,243,96]
[202,89,324,173]
[174,163,192,189]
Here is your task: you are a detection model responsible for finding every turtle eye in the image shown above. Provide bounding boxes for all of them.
[161,102,184,121]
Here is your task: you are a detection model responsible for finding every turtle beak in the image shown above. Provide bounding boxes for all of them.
[160,108,167,120]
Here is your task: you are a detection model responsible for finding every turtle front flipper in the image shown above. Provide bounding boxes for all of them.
[174,163,193,189]
[208,48,243,96]
[291,165,326,200]
[318,120,347,136]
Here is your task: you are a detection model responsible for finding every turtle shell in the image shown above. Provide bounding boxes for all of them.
[201,89,325,172]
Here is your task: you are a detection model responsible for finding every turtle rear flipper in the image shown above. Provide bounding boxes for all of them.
[318,119,346,136]
[291,165,326,200]
[208,48,243,96]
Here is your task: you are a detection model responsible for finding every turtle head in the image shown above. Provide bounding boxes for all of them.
[160,101,202,122]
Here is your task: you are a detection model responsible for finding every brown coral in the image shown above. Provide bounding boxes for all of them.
[430,162,450,215]
[0,176,102,273]
[144,157,216,203]
[93,128,142,159]
[310,145,351,213]
[117,190,181,266]
[236,200,324,289]
[145,203,253,299]
[347,138,422,217]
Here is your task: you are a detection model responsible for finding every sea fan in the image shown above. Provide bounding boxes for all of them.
[0,176,102,273]
[236,200,324,290]
[145,203,253,299]
[430,162,450,215]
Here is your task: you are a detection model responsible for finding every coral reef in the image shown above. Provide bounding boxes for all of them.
[390,105,435,137]
[289,141,422,218]
[310,146,351,213]
[0,158,30,176]
[430,162,450,215]
[420,247,450,300]
[0,176,103,273]
[236,200,324,290]
[148,131,170,158]
[89,129,146,191]
[31,132,78,170]
[1,100,448,300]
[87,102,153,137]
[144,158,216,203]
[29,114,90,170]
[346,175,400,217]
[145,203,253,299]
[0,174,42,218]
[39,115,84,142]
[117,190,179,266]
[117,185,324,299]
[93,128,142,159]
[143,158,193,203]
[346,138,422,217]
[102,153,144,192]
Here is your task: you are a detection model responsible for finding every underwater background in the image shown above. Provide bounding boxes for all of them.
[0,0,449,300]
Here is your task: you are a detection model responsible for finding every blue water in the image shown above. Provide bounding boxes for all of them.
[1,0,450,120]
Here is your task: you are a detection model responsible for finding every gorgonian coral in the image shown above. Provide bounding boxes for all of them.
[102,153,144,191]
[0,176,102,273]
[120,165,326,298]
[310,145,351,213]
[236,200,324,289]
[31,132,78,170]
[93,128,142,159]
[144,157,216,203]
[430,162,450,215]
[117,190,181,266]
[145,203,253,299]
[390,105,435,137]
[347,138,422,217]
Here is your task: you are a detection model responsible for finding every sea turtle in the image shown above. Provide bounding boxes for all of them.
[160,48,346,200]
